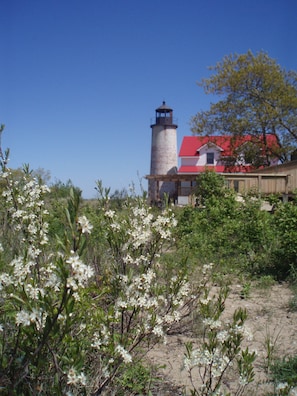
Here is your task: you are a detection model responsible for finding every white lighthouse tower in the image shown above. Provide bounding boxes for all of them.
[149,101,178,203]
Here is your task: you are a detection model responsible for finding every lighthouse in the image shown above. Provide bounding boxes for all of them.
[149,101,178,203]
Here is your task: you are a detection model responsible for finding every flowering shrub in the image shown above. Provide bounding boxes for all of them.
[0,148,197,394]
[0,139,256,395]
[183,285,256,395]
[0,164,94,395]
[87,194,197,394]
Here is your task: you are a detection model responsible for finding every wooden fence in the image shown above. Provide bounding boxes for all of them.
[222,173,289,195]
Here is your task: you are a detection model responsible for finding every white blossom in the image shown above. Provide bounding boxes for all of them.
[10,257,33,282]
[77,215,93,234]
[15,310,31,326]
[239,375,249,386]
[29,308,48,331]
[276,382,289,391]
[115,344,132,363]
[67,368,87,386]
[289,387,297,396]
[110,222,121,230]
[0,273,13,288]
[24,284,45,300]
[203,318,222,330]
[152,324,164,337]
[66,253,94,289]
[217,330,228,343]
[105,209,115,218]
[184,347,231,378]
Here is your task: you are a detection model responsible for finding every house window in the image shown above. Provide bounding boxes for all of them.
[207,152,214,164]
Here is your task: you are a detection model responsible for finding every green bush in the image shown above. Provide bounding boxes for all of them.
[175,188,278,277]
[115,362,155,395]
[272,202,297,279]
[271,355,297,388]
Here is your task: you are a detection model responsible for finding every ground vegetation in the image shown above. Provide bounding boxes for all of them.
[1,133,297,394]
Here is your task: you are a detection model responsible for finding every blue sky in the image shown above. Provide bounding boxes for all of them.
[1,0,296,198]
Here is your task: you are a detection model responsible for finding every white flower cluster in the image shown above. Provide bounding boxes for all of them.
[203,318,222,330]
[290,388,297,396]
[122,253,149,267]
[105,209,115,219]
[202,263,214,274]
[115,269,158,314]
[77,215,93,234]
[167,277,192,315]
[275,382,297,396]
[91,325,110,350]
[232,323,253,341]
[15,308,48,331]
[115,344,132,363]
[9,257,33,283]
[184,346,231,378]
[66,252,94,292]
[42,262,61,292]
[153,209,177,239]
[66,367,87,386]
[201,314,253,349]
[1,171,50,247]
[289,387,297,396]
[104,203,177,254]
[113,269,192,344]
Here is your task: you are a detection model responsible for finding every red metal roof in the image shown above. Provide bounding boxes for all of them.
[178,135,279,157]
[178,165,253,173]
[178,165,224,173]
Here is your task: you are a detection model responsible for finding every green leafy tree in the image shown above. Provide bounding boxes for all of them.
[196,170,228,205]
[32,167,51,185]
[191,50,297,164]
[49,179,81,199]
